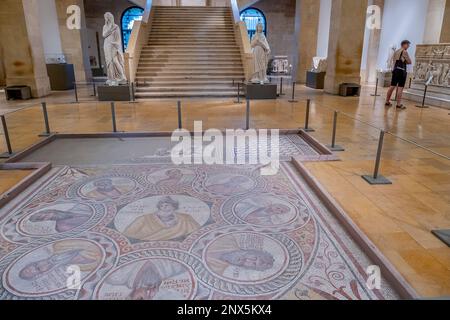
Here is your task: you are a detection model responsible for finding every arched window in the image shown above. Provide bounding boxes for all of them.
[121,6,144,51]
[240,7,267,39]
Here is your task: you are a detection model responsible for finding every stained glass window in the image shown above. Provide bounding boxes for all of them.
[121,7,144,51]
[240,8,267,40]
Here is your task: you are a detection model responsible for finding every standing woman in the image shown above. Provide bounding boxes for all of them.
[250,23,271,84]
[385,40,412,110]
[103,12,127,86]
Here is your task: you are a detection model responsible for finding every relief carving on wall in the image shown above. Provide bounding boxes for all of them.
[413,44,450,87]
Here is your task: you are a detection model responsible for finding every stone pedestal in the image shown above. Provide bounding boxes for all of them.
[245,83,277,100]
[98,85,131,101]
[377,71,392,87]
[306,72,325,89]
[324,0,368,94]
[46,64,75,90]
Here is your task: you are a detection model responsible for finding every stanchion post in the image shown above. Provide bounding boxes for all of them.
[279,77,285,96]
[303,99,315,132]
[177,100,182,130]
[39,102,52,137]
[74,82,79,103]
[416,84,430,109]
[0,115,14,158]
[245,99,250,130]
[130,82,136,102]
[362,130,392,185]
[327,111,345,151]
[111,102,117,133]
[288,81,298,103]
[235,82,241,104]
[371,77,381,97]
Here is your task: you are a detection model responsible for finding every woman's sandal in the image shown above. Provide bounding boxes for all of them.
[396,104,406,110]
[385,102,392,107]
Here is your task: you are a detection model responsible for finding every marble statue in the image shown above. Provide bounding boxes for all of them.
[103,12,127,86]
[250,23,271,84]
[385,45,397,71]
[311,57,327,73]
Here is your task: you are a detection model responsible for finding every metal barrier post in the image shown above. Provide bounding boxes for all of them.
[303,99,315,132]
[245,99,250,130]
[130,82,136,102]
[416,84,430,109]
[371,77,381,97]
[362,130,392,185]
[279,77,285,96]
[288,81,298,103]
[93,81,97,96]
[39,102,52,137]
[327,111,345,151]
[74,82,79,103]
[177,101,182,129]
[235,82,242,104]
[111,102,117,133]
[0,115,14,158]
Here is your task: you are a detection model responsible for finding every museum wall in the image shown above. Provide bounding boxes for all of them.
[251,0,297,66]
[84,0,136,72]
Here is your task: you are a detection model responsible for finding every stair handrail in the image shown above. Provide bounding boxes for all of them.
[125,0,154,84]
[230,0,253,82]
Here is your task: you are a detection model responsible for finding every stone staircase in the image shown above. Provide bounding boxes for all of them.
[135,6,244,99]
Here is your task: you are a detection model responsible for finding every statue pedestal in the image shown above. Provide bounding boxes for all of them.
[245,83,277,100]
[306,72,326,89]
[377,71,392,87]
[98,84,131,101]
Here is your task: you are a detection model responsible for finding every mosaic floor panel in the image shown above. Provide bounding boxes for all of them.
[0,163,400,300]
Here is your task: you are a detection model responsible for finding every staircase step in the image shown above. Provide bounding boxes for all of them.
[137,72,245,77]
[138,61,242,67]
[136,75,244,81]
[135,90,238,99]
[136,85,234,93]
[136,80,235,86]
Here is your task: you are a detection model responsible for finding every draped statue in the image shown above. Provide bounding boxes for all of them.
[103,12,127,86]
[250,23,271,84]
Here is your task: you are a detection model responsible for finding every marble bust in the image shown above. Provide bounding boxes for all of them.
[250,23,271,84]
[103,12,127,86]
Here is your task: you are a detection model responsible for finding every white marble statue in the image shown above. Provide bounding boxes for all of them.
[385,45,397,71]
[250,23,271,84]
[311,57,327,73]
[103,12,127,86]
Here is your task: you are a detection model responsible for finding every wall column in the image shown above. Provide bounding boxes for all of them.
[293,0,320,84]
[365,0,384,83]
[55,0,92,82]
[0,0,50,97]
[423,0,446,44]
[324,0,368,94]
[440,0,450,43]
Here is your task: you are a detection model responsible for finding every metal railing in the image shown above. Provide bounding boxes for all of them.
[0,87,448,188]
